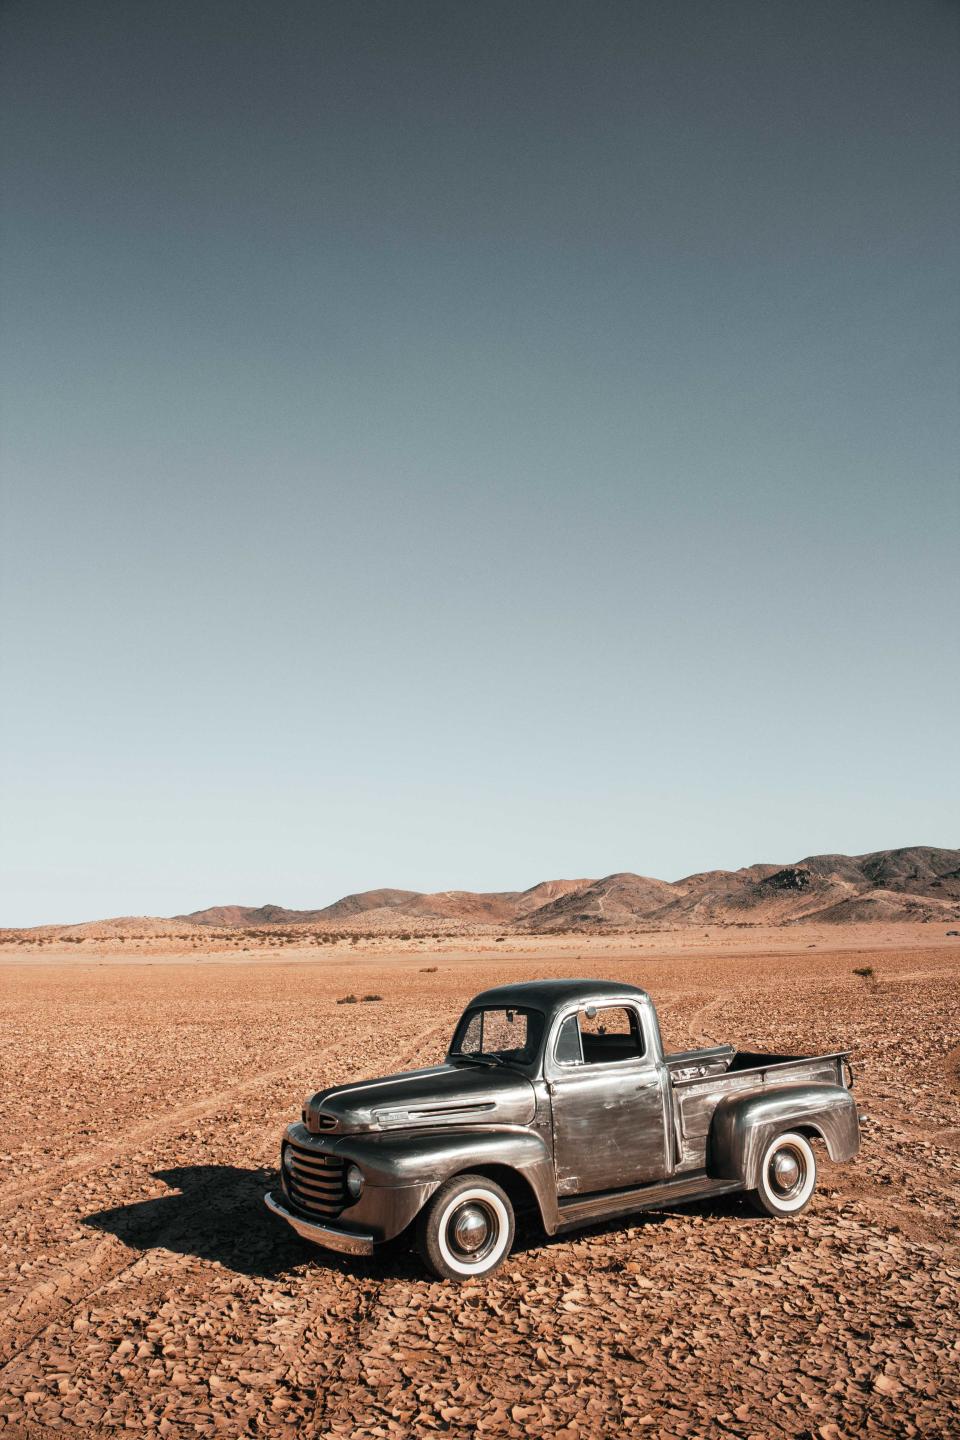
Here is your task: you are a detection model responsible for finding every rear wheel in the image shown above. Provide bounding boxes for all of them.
[749,1131,817,1217]
[416,1174,515,1281]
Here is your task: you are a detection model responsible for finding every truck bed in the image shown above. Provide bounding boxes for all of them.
[664,1044,851,1172]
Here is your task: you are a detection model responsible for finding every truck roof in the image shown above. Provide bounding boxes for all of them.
[466,978,650,1017]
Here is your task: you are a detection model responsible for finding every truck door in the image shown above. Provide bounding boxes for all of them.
[548,1003,668,1195]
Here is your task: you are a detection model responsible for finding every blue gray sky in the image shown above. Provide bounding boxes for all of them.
[1,1,958,925]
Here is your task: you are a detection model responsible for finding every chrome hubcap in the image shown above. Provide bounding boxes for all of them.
[770,1146,804,1198]
[452,1204,490,1254]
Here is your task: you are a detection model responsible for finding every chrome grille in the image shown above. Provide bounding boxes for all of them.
[285,1145,347,1219]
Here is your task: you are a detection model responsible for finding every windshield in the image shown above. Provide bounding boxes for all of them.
[450,1006,545,1067]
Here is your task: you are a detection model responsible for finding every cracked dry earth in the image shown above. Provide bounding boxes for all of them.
[0,942,958,1440]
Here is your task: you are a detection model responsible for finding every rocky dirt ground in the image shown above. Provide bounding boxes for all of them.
[0,935,957,1438]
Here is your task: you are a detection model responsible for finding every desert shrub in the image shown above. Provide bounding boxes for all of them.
[420,966,437,973]
[361,994,383,1003]
[853,966,874,979]
[336,994,358,1005]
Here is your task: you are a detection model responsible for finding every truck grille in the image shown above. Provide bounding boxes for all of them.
[285,1146,347,1219]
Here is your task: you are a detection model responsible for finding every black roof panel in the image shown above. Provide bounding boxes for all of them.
[465,977,649,1017]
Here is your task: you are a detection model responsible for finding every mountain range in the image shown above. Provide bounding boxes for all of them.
[177,846,960,931]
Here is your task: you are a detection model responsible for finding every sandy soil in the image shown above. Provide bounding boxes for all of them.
[0,931,957,1438]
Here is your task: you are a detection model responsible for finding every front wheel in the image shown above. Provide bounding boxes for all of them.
[416,1174,515,1280]
[749,1131,817,1217]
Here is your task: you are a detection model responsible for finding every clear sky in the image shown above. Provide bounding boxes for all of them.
[1,1,958,925]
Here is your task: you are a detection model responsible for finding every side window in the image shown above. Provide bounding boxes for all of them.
[555,1005,645,1066]
[580,1006,644,1063]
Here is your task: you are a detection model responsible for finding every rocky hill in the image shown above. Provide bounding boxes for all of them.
[176,846,960,931]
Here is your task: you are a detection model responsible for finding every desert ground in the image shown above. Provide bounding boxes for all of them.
[0,926,958,1438]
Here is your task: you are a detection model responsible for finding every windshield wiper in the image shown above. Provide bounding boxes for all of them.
[450,1052,499,1069]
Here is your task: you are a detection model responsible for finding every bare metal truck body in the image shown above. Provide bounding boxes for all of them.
[265,979,860,1280]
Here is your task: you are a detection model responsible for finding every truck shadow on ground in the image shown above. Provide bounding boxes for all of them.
[83,1165,419,1282]
[84,1167,755,1283]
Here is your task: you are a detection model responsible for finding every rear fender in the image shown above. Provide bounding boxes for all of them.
[708,1083,860,1188]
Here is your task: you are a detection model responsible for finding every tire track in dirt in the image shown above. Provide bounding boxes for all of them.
[829,1172,955,1247]
[392,1024,447,1071]
[0,1024,449,1219]
[881,1110,960,1151]
[0,1025,443,1385]
[0,1241,146,1376]
[0,1140,280,1373]
[666,992,733,1047]
[0,1045,340,1215]
[826,1095,960,1246]
[0,1157,271,1374]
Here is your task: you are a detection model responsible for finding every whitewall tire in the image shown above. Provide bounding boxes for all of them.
[749,1131,817,1217]
[416,1174,515,1281]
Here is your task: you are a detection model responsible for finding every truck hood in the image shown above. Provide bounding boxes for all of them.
[304,1062,537,1135]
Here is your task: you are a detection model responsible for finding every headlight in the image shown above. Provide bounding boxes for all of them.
[345,1164,364,1200]
[282,1145,296,1175]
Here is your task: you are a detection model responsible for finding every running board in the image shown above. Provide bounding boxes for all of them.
[554,1170,742,1232]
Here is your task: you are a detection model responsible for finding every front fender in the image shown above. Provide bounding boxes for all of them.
[284,1123,556,1241]
[708,1083,860,1188]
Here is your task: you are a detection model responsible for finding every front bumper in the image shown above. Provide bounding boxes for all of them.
[264,1191,376,1256]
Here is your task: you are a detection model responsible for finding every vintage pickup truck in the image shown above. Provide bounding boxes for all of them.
[265,979,860,1280]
